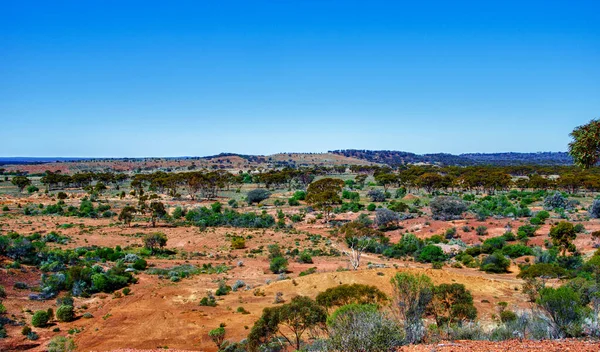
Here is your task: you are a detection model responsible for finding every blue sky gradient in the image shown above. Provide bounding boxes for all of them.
[1,1,599,157]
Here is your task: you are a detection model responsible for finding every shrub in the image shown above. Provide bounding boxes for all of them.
[200,291,217,306]
[537,286,585,337]
[518,225,538,238]
[390,272,433,343]
[475,226,488,236]
[544,192,572,211]
[269,256,288,274]
[502,244,533,258]
[480,252,510,273]
[298,251,313,264]
[367,203,376,211]
[316,284,388,310]
[482,236,506,253]
[0,302,6,314]
[288,197,300,206]
[208,326,226,348]
[432,283,477,327]
[445,227,457,239]
[56,305,75,322]
[418,245,446,263]
[47,336,76,352]
[367,189,386,202]
[500,309,517,323]
[142,232,167,254]
[326,304,404,351]
[247,189,270,204]
[231,236,246,249]
[517,263,568,279]
[232,280,246,292]
[132,258,148,270]
[430,197,467,220]
[215,281,232,296]
[375,208,400,228]
[31,310,50,327]
[589,199,600,218]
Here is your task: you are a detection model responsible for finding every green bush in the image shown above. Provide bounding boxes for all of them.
[132,258,148,270]
[537,286,585,337]
[298,251,313,264]
[418,245,446,263]
[47,336,76,352]
[31,310,50,327]
[270,256,288,274]
[480,252,510,273]
[56,305,75,322]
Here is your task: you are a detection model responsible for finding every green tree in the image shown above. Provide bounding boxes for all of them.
[549,222,577,256]
[305,178,345,221]
[248,296,326,351]
[390,272,434,343]
[11,176,31,192]
[208,326,226,349]
[537,286,586,337]
[118,206,136,227]
[143,232,167,254]
[149,201,167,227]
[568,118,600,169]
[430,283,477,330]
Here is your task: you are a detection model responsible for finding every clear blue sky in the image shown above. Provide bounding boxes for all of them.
[1,1,599,157]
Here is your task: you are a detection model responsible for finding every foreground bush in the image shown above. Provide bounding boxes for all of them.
[326,304,403,351]
[47,336,76,352]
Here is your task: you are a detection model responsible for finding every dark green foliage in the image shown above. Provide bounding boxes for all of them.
[185,207,275,228]
[418,245,446,263]
[480,252,510,273]
[269,256,288,274]
[431,283,477,327]
[367,203,376,211]
[470,195,531,219]
[31,310,50,327]
[315,284,388,310]
[56,305,75,322]
[132,258,148,270]
[247,189,271,204]
[517,225,538,238]
[247,296,326,351]
[517,263,568,279]
[549,222,577,256]
[215,281,232,296]
[298,251,313,264]
[501,244,533,258]
[537,286,586,337]
[481,236,506,254]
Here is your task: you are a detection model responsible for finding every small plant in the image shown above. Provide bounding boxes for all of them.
[47,336,76,352]
[231,236,246,249]
[274,291,285,304]
[215,281,232,296]
[56,305,75,322]
[31,310,50,327]
[236,306,250,314]
[208,326,226,349]
[200,291,217,306]
[475,226,488,236]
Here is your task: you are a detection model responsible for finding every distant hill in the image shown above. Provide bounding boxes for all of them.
[459,152,573,166]
[330,150,573,166]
